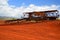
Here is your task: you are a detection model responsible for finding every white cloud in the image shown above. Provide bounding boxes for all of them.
[0,0,60,18]
[0,0,8,6]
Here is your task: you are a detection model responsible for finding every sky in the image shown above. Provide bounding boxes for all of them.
[8,0,60,7]
[0,0,60,18]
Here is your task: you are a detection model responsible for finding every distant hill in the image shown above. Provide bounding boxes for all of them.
[0,16,16,20]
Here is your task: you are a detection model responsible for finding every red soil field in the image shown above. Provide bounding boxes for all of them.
[0,20,60,40]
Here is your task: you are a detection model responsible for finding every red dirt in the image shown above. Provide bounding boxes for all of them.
[0,20,60,40]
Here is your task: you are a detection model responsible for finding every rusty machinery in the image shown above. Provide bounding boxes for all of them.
[5,10,59,24]
[24,10,59,21]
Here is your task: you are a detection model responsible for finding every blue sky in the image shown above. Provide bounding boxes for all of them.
[8,0,60,7]
[0,0,60,18]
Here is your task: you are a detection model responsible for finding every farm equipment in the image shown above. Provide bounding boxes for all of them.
[5,10,59,24]
[24,10,59,21]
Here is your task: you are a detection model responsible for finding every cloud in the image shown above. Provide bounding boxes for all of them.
[25,4,60,11]
[0,0,60,18]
